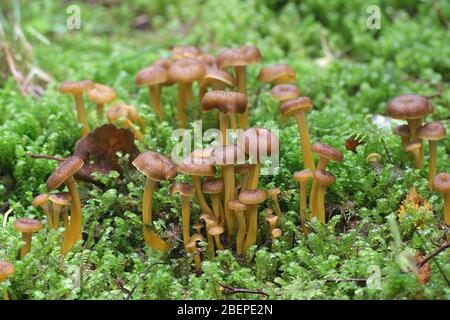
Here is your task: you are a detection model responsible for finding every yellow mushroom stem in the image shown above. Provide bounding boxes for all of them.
[192,176,213,214]
[213,233,224,250]
[176,82,188,128]
[233,210,246,256]
[62,206,70,240]
[408,147,422,169]
[51,204,61,230]
[247,163,261,190]
[210,194,223,224]
[187,243,202,274]
[309,157,329,218]
[73,92,90,137]
[180,196,193,250]
[229,114,238,131]
[298,180,309,234]
[235,66,248,128]
[406,118,423,168]
[123,119,143,142]
[61,177,82,254]
[3,291,9,300]
[219,112,229,145]
[205,224,216,258]
[243,205,258,253]
[443,192,450,226]
[149,85,164,121]
[270,195,282,222]
[96,103,104,119]
[41,203,54,230]
[316,184,329,224]
[222,166,236,238]
[240,173,250,193]
[20,232,33,258]
[428,140,438,191]
[293,111,315,171]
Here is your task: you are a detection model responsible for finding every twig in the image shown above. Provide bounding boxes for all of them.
[219,283,269,298]
[125,262,167,300]
[418,242,450,268]
[416,233,450,287]
[28,153,65,161]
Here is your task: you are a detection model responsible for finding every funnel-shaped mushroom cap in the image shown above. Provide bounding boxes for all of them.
[404,141,422,153]
[135,65,168,87]
[0,261,14,282]
[168,58,205,83]
[314,170,336,187]
[172,46,201,60]
[202,68,234,87]
[153,58,172,69]
[208,225,224,236]
[387,94,433,120]
[266,214,278,224]
[311,143,343,163]
[393,124,410,137]
[417,122,447,141]
[239,189,267,205]
[280,96,313,117]
[32,193,49,207]
[13,218,43,233]
[237,127,280,161]
[227,199,248,211]
[202,178,224,194]
[133,151,177,182]
[197,54,218,68]
[190,233,205,243]
[47,156,84,191]
[49,192,72,206]
[235,164,251,175]
[87,84,116,104]
[177,156,216,177]
[433,173,450,193]
[200,212,218,225]
[107,103,132,123]
[170,182,194,197]
[271,228,282,238]
[211,144,247,166]
[267,188,281,197]
[201,90,247,114]
[270,84,300,102]
[59,80,94,94]
[258,64,296,84]
[293,169,313,183]
[217,45,262,68]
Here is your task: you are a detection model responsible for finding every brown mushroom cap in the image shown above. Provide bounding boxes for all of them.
[417,122,447,141]
[197,54,218,68]
[258,64,296,84]
[59,80,94,94]
[208,225,224,236]
[132,151,177,182]
[201,90,247,114]
[270,84,300,102]
[49,192,72,206]
[227,199,248,211]
[311,143,343,163]
[266,214,278,224]
[293,169,313,183]
[32,193,49,207]
[202,68,235,87]
[172,46,201,60]
[190,146,215,160]
[280,96,313,117]
[393,124,410,137]
[202,178,224,194]
[404,141,422,153]
[217,45,262,69]
[432,173,450,193]
[314,170,336,187]
[47,156,84,191]
[170,182,194,197]
[168,58,205,83]
[87,83,116,104]
[238,189,267,205]
[200,212,218,225]
[177,156,216,177]
[237,127,280,161]
[211,144,247,167]
[271,228,282,238]
[190,233,205,243]
[0,261,14,282]
[193,223,204,231]
[107,103,131,123]
[152,58,172,69]
[264,207,274,215]
[234,164,251,175]
[13,218,43,233]
[387,94,433,120]
[135,65,168,87]
[267,188,281,197]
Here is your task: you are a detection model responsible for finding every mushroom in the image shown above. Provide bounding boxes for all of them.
[271,228,282,251]
[366,153,382,163]
[59,80,95,137]
[107,103,144,142]
[193,223,204,235]
[217,45,262,128]
[239,189,267,253]
[170,182,195,249]
[234,164,251,192]
[265,214,278,232]
[132,151,177,251]
[293,170,313,226]
[47,156,84,254]
[197,54,218,68]
[200,213,219,258]
[186,233,204,274]
[314,170,336,224]
[202,178,225,224]
[393,124,411,148]
[32,193,53,229]
[227,199,248,256]
[172,46,201,60]
[0,261,14,300]
[257,64,296,85]
[208,225,224,251]
[201,91,247,145]
[404,142,422,168]
[432,173,450,226]
[267,188,282,222]
[168,58,205,128]
[417,122,447,190]
[280,97,315,170]
[87,83,116,119]
[13,218,43,258]
[199,68,234,100]
[270,84,300,105]
[135,65,168,121]
[48,192,71,231]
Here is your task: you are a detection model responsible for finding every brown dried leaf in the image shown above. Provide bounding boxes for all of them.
[415,252,431,285]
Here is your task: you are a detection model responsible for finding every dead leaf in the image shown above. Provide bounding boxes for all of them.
[415,252,431,285]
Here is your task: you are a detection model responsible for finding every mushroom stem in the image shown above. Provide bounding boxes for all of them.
[73,92,90,137]
[62,206,70,240]
[41,203,54,230]
[316,185,328,224]
[210,194,223,223]
[124,119,144,142]
[213,234,224,250]
[299,181,308,221]
[428,141,437,191]
[293,112,315,171]
[243,204,257,253]
[406,119,423,168]
[229,114,238,131]
[309,157,329,216]
[181,196,192,249]
[235,66,248,128]
[219,112,229,145]
[189,245,202,274]
[247,163,261,190]
[65,177,82,250]
[20,232,32,258]
[96,103,104,119]
[176,83,188,128]
[3,291,9,300]
[52,203,62,230]
[205,226,215,258]
[149,85,164,121]
[270,195,282,222]
[444,192,450,226]
[234,210,246,256]
[222,166,236,237]
[192,176,213,214]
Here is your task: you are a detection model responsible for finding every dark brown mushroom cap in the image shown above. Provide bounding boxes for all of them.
[210,144,247,166]
[237,127,280,161]
[197,54,218,68]
[270,84,300,101]
[293,169,313,183]
[238,189,267,205]
[387,94,433,120]
[32,193,49,207]
[404,141,422,153]
[177,156,216,177]
[168,58,205,83]
[433,173,450,193]
[202,68,234,87]
[135,65,168,87]
[217,45,262,68]
[132,151,177,182]
[280,96,313,117]
[258,64,296,84]
[152,58,172,69]
[170,182,194,197]
[267,188,281,197]
[311,143,343,163]
[202,178,224,194]
[59,80,94,94]
[172,46,201,60]
[87,83,117,104]
[201,90,247,114]
[49,192,72,206]
[47,156,84,191]
[314,170,336,187]
[13,218,43,233]
[417,122,447,141]
[234,164,251,175]
[393,124,410,137]
[0,261,14,282]
[227,199,248,211]
[208,225,224,236]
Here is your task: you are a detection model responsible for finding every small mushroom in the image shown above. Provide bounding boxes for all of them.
[267,188,282,223]
[135,65,168,121]
[186,233,204,274]
[200,213,219,257]
[199,68,234,100]
[366,153,382,163]
[293,170,313,226]
[227,199,248,256]
[0,261,14,300]
[48,192,71,231]
[314,170,336,224]
[59,80,95,137]
[405,142,422,168]
[208,225,224,251]
[107,103,144,142]
[172,46,201,60]
[13,218,43,258]
[257,64,296,85]
[193,223,204,235]
[170,182,195,250]
[280,97,315,170]
[132,151,177,251]
[239,189,267,253]
[271,228,282,251]
[87,83,117,119]
[202,178,225,224]
[270,84,300,105]
[197,54,217,68]
[265,214,278,232]
[31,193,53,229]
[393,124,411,148]
[432,173,450,226]
[417,122,447,190]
